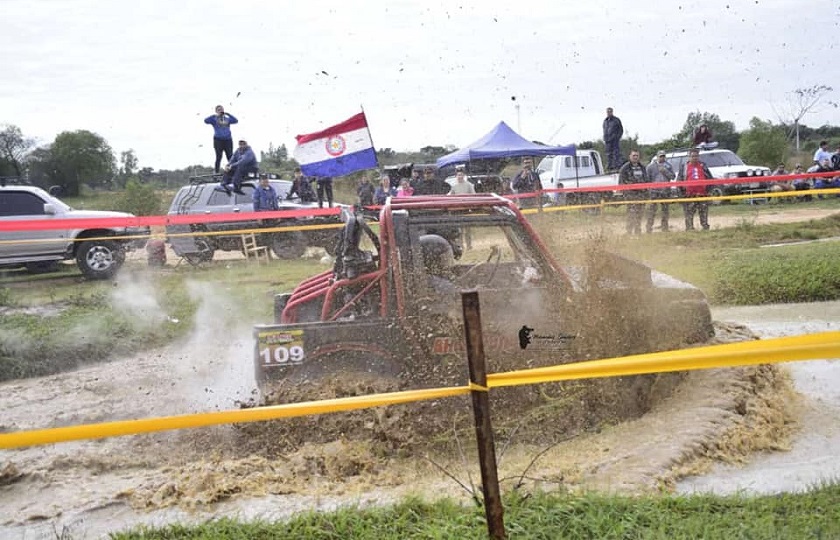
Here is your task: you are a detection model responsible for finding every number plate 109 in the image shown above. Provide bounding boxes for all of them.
[258,329,305,366]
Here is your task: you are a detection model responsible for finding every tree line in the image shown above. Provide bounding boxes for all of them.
[2,109,839,196]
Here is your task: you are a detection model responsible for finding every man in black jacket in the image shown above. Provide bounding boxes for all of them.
[617,150,648,235]
[603,107,624,171]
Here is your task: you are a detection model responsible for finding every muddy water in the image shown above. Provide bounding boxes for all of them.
[1,301,837,538]
[677,301,840,495]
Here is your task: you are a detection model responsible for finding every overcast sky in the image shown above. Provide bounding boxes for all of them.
[2,0,838,170]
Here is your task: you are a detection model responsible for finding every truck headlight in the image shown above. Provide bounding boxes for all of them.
[746,170,754,177]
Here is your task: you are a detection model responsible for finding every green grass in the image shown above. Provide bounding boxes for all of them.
[113,484,840,539]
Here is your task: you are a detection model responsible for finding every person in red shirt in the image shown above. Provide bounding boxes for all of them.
[677,148,714,230]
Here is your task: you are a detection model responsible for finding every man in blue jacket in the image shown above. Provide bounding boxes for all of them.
[204,105,239,173]
[218,140,257,195]
[253,173,279,212]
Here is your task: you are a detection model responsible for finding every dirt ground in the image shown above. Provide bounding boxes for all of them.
[0,206,837,538]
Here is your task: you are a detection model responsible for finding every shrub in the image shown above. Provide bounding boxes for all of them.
[113,179,163,216]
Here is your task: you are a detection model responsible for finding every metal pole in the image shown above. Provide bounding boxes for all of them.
[461,291,506,540]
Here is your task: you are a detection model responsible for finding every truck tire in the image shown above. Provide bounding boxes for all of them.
[271,231,307,259]
[183,238,214,266]
[709,186,726,205]
[76,239,124,279]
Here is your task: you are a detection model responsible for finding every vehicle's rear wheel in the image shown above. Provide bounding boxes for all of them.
[183,238,214,266]
[271,231,307,259]
[76,240,124,279]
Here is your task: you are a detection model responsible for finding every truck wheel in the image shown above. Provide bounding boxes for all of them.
[183,238,214,266]
[709,186,725,205]
[271,231,307,259]
[76,240,124,279]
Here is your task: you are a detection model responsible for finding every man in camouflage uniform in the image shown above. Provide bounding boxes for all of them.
[617,150,648,235]
[645,150,675,232]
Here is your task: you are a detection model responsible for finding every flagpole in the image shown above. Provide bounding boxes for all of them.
[360,104,381,170]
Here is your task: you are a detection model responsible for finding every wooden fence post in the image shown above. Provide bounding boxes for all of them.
[461,291,506,539]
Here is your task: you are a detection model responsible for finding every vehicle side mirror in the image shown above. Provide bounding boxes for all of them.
[43,203,56,215]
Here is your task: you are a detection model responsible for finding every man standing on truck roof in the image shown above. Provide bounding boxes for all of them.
[204,105,239,174]
[677,148,713,231]
[645,150,675,233]
[618,150,648,235]
[603,107,624,171]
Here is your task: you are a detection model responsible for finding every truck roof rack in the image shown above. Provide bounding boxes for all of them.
[187,171,284,185]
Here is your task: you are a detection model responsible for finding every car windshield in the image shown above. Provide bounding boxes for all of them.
[702,151,744,168]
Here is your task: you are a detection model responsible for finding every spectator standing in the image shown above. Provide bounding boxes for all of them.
[217,140,257,195]
[645,150,675,232]
[511,157,542,208]
[204,105,239,173]
[618,150,649,235]
[449,168,476,195]
[396,179,414,197]
[692,123,714,146]
[814,141,832,164]
[356,175,375,206]
[449,167,476,249]
[413,166,451,195]
[252,173,279,212]
[316,177,334,208]
[602,107,624,170]
[287,167,317,202]
[374,175,395,205]
[677,148,713,231]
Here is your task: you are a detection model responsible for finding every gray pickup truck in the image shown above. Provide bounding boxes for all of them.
[165,175,344,263]
[0,184,149,279]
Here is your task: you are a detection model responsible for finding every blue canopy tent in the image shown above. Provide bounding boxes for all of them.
[436,121,576,168]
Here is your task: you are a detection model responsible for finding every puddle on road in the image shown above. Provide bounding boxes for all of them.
[677,301,840,496]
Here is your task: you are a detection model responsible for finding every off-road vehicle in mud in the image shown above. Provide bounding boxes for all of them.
[0,184,149,279]
[253,194,714,396]
[165,174,344,263]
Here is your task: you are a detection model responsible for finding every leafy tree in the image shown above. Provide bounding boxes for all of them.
[112,178,163,216]
[30,130,115,196]
[675,111,740,151]
[119,149,138,176]
[0,124,36,177]
[260,142,290,171]
[737,118,788,168]
[773,85,837,151]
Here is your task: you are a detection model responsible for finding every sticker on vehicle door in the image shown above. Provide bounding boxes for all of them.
[258,329,305,366]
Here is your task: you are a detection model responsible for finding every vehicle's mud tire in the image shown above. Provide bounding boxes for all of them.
[258,351,402,404]
[183,238,214,266]
[75,239,124,280]
[271,231,307,259]
[709,186,726,205]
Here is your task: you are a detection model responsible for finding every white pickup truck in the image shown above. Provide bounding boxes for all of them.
[536,150,620,204]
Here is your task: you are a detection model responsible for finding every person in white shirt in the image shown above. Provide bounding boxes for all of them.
[449,167,475,249]
[813,140,832,164]
[449,169,476,195]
